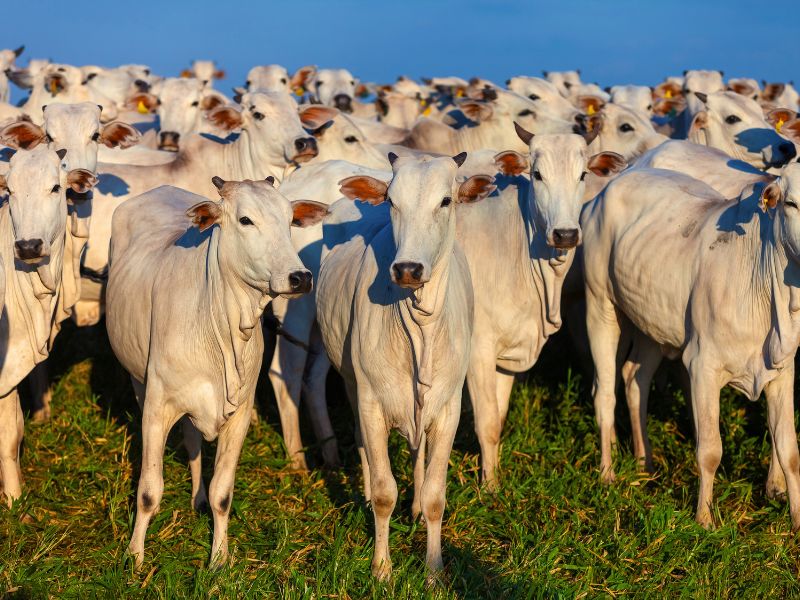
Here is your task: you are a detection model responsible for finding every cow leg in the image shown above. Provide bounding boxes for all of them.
[687,359,721,529]
[344,377,371,502]
[129,385,178,567]
[421,396,460,583]
[208,398,252,569]
[621,333,661,472]
[466,343,501,490]
[268,338,309,471]
[302,328,340,468]
[764,364,800,530]
[767,437,788,500]
[360,393,396,581]
[0,389,24,505]
[496,370,515,429]
[181,416,208,512]
[586,294,622,483]
[29,362,52,422]
[411,432,426,520]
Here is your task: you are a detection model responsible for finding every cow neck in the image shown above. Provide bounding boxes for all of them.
[522,184,574,341]
[397,223,456,450]
[222,128,285,183]
[205,227,270,418]
[0,204,66,366]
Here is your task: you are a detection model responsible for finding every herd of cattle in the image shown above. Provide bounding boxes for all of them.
[1,47,800,581]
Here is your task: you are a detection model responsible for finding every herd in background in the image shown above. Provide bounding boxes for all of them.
[1,45,800,582]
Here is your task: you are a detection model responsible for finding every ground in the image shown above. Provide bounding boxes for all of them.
[1,323,800,599]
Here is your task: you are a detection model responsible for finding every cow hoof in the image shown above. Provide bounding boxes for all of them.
[695,512,714,530]
[600,469,616,484]
[194,496,210,514]
[371,560,392,582]
[425,568,447,590]
[31,407,51,423]
[289,455,309,473]
[209,552,229,571]
[321,445,341,470]
[127,546,144,570]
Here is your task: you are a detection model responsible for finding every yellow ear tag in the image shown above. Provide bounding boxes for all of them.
[776,118,785,133]
[137,100,149,114]
[587,104,596,116]
[422,105,432,117]
[49,80,58,95]
[455,89,464,98]
[294,87,304,97]
[665,89,673,99]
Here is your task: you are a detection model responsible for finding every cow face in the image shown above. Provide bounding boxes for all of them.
[308,68,358,113]
[506,76,581,123]
[299,105,387,168]
[588,103,661,162]
[1,146,96,264]
[339,153,495,289]
[187,177,326,297]
[690,91,796,169]
[608,85,653,116]
[188,60,225,87]
[497,130,626,250]
[245,65,291,94]
[149,77,226,151]
[763,163,800,261]
[683,70,725,116]
[543,70,582,98]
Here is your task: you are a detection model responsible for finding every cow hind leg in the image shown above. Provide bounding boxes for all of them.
[28,362,52,423]
[621,333,661,473]
[208,399,252,569]
[268,339,309,471]
[302,329,340,468]
[767,438,788,500]
[0,389,24,505]
[765,365,800,530]
[411,432,426,520]
[181,416,208,512]
[466,346,501,490]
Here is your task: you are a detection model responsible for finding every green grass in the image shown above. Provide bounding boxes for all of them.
[2,323,800,599]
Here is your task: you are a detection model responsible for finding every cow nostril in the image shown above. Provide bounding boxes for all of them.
[779,143,796,158]
[553,228,579,248]
[15,238,44,260]
[288,270,312,292]
[572,124,582,134]
[294,137,317,154]
[294,138,307,152]
[393,262,424,283]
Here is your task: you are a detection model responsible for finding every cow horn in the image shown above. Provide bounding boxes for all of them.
[212,176,225,190]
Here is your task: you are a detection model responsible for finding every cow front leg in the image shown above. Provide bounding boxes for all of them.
[302,328,340,468]
[765,364,800,530]
[0,389,24,505]
[28,362,52,422]
[181,416,208,512]
[268,337,309,471]
[466,341,501,490]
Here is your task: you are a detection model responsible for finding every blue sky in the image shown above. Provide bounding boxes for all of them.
[6,0,798,95]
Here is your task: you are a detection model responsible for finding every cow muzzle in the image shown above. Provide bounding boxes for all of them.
[550,228,580,249]
[333,94,353,113]
[15,238,46,262]
[159,131,180,152]
[271,269,313,298]
[291,136,318,163]
[391,261,426,289]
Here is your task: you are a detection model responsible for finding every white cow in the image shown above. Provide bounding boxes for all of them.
[106,177,327,567]
[607,85,654,115]
[0,46,24,103]
[582,164,800,529]
[20,64,118,124]
[0,145,97,504]
[506,76,582,122]
[543,70,582,98]
[761,81,800,111]
[316,152,495,581]
[182,60,225,87]
[244,64,315,95]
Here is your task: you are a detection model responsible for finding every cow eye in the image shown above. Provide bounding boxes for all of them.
[91,132,100,141]
[316,81,323,88]
[245,80,251,86]
[239,216,253,225]
[533,170,543,181]
[619,123,634,132]
[518,109,534,117]
[344,135,358,144]
[528,94,540,101]
[786,200,798,209]
[281,78,287,84]
[646,104,652,110]
[51,184,60,193]
[252,111,265,121]
[441,196,452,207]
[580,172,587,181]
[191,100,199,107]
[45,133,53,143]
[725,115,741,125]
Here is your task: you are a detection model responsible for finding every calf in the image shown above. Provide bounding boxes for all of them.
[106,177,326,567]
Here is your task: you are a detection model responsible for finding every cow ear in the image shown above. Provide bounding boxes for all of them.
[299,105,339,129]
[494,150,528,175]
[452,151,467,167]
[767,109,797,131]
[291,200,329,227]
[779,118,800,145]
[652,97,685,117]
[291,65,316,93]
[206,106,243,132]
[200,94,225,112]
[0,174,6,193]
[180,69,192,78]
[580,114,602,145]
[0,120,46,150]
[587,152,627,177]
[66,168,98,193]
[514,121,534,145]
[127,92,158,114]
[728,81,756,98]
[761,181,783,211]
[99,121,141,149]
[339,175,389,205]
[458,175,496,203]
[653,81,682,100]
[187,200,223,231]
[214,69,226,80]
[459,100,493,122]
[690,111,709,135]
[576,95,605,116]
[762,82,785,102]
[355,83,370,98]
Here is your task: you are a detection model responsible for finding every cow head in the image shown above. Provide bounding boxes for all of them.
[690,91,796,169]
[307,68,358,113]
[608,85,654,116]
[299,105,387,168]
[245,64,291,94]
[761,163,800,262]
[506,76,581,123]
[339,153,495,289]
[543,70,582,98]
[497,126,626,250]
[188,60,225,87]
[585,103,665,162]
[187,177,327,297]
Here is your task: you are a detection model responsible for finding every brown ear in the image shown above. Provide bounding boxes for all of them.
[459,101,493,122]
[339,175,389,205]
[355,83,369,98]
[780,118,800,145]
[180,69,193,78]
[291,65,316,92]
[653,81,683,100]
[690,111,708,135]
[762,82,785,102]
[213,69,226,80]
[206,106,243,132]
[200,94,225,111]
[494,150,528,176]
[652,97,685,117]
[299,105,339,129]
[580,114,603,145]
[187,200,223,231]
[728,81,757,98]
[0,174,7,192]
[99,121,141,149]
[458,175,496,203]
[576,95,605,115]
[761,181,782,210]
[767,109,797,131]
[291,200,329,227]
[587,152,627,177]
[0,120,46,150]
[66,168,99,193]
[126,92,158,114]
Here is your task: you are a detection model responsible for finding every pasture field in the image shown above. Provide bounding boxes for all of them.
[1,322,799,599]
